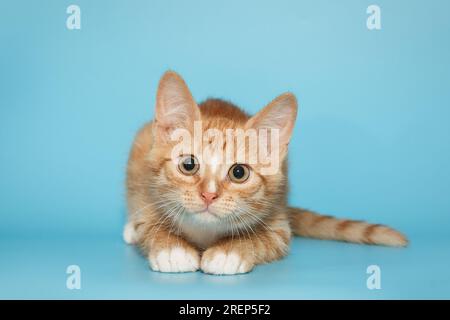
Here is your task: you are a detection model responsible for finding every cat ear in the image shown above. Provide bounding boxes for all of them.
[245,93,298,154]
[153,71,200,142]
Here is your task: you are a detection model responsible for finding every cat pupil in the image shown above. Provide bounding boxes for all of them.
[183,157,195,171]
[233,165,245,179]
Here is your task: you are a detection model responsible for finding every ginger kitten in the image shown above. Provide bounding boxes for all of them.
[124,71,407,275]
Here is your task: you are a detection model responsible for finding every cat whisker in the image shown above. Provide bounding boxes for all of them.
[130,202,153,217]
[165,205,185,249]
[148,203,183,249]
[226,214,244,251]
[232,212,258,260]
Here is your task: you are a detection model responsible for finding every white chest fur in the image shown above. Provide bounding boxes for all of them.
[176,213,229,249]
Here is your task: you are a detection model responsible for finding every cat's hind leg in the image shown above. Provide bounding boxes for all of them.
[123,221,139,245]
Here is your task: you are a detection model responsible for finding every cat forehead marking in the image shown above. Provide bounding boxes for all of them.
[209,154,220,174]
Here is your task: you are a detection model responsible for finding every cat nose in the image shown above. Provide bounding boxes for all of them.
[201,192,218,205]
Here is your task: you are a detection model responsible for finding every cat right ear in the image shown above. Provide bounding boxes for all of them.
[153,71,200,142]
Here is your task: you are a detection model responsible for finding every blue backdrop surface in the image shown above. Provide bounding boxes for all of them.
[1,0,449,299]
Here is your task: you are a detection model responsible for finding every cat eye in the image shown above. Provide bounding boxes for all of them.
[228,164,250,183]
[178,155,199,175]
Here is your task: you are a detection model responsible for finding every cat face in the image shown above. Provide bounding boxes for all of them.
[147,71,298,226]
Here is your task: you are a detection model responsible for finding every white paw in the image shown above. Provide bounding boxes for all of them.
[149,247,200,273]
[201,251,253,275]
[123,222,138,245]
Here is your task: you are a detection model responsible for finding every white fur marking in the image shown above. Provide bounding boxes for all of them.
[123,222,138,245]
[210,155,219,174]
[207,180,217,193]
[178,214,227,249]
[149,247,199,273]
[201,251,252,275]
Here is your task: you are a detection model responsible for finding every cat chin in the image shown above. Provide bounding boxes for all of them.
[191,210,221,224]
[184,209,224,225]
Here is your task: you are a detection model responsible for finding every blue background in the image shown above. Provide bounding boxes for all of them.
[1,0,449,299]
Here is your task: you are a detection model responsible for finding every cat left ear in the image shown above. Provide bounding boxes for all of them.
[245,93,298,153]
[153,71,201,142]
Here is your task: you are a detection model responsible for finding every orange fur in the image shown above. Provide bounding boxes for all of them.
[124,71,408,275]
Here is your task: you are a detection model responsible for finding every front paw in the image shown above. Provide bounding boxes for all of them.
[201,248,254,275]
[149,246,200,273]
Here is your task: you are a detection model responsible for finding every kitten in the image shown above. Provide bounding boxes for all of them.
[124,71,408,275]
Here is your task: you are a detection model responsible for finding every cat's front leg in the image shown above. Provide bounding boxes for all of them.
[142,228,201,273]
[201,214,291,275]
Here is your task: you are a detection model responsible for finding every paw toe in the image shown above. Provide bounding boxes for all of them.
[201,250,253,275]
[149,247,200,273]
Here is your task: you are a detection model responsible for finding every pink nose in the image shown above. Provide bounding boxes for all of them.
[201,192,218,205]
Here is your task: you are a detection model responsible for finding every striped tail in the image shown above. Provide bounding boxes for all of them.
[289,207,408,247]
